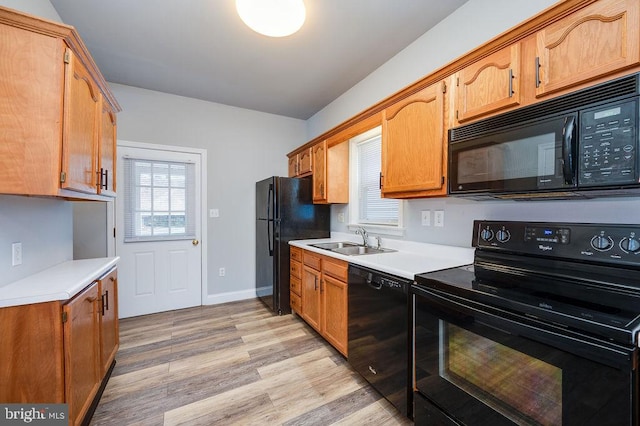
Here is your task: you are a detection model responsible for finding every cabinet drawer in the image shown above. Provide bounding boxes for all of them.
[291,247,302,262]
[323,258,348,282]
[303,251,322,270]
[290,261,302,279]
[290,292,302,313]
[290,275,301,296]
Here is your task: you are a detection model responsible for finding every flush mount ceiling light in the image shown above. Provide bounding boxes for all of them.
[236,0,306,37]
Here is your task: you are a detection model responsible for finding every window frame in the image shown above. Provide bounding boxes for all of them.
[348,126,404,237]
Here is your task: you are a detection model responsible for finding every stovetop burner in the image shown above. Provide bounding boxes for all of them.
[414,221,640,346]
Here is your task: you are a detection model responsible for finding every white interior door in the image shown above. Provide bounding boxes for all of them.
[116,143,204,318]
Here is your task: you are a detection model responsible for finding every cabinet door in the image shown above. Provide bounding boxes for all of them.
[99,269,119,376]
[298,147,313,175]
[321,275,348,356]
[381,83,445,196]
[312,141,328,202]
[288,155,298,177]
[536,0,640,98]
[301,265,322,332]
[98,99,117,197]
[62,49,100,194]
[456,43,521,123]
[64,282,100,426]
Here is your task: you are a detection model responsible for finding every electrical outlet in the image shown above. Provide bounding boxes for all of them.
[337,212,345,223]
[12,242,22,266]
[434,210,445,227]
[421,210,431,226]
[219,267,225,277]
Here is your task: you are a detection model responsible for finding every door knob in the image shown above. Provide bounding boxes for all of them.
[192,239,199,246]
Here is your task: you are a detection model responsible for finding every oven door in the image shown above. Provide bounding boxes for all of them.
[412,285,638,426]
[448,113,577,196]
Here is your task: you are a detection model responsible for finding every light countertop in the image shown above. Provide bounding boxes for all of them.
[290,233,474,280]
[0,257,119,308]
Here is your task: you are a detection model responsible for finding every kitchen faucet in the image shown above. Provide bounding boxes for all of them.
[356,227,368,247]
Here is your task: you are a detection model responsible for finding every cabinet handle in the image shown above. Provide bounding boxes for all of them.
[105,290,109,311]
[314,276,318,291]
[379,172,383,189]
[101,293,106,316]
[103,169,109,190]
[535,56,541,88]
[508,69,514,97]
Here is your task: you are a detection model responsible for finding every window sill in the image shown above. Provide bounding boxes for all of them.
[347,224,405,237]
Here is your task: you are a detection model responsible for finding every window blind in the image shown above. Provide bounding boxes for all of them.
[123,158,196,242]
[357,136,399,225]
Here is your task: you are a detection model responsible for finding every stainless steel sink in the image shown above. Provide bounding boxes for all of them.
[331,246,396,256]
[310,241,361,250]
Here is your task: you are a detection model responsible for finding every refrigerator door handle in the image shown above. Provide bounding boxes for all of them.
[268,183,274,256]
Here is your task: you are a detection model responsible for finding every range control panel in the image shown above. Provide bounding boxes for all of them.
[474,220,640,267]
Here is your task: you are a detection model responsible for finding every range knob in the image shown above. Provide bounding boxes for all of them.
[496,230,511,243]
[590,235,613,251]
[620,237,640,253]
[480,229,494,242]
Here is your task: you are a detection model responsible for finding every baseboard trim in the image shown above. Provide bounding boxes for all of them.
[203,288,261,305]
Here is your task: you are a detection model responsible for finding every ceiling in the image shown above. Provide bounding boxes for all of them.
[50,0,468,120]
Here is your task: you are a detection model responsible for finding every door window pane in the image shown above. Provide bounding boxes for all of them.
[124,158,195,242]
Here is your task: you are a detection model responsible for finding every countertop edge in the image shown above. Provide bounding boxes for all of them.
[0,257,120,308]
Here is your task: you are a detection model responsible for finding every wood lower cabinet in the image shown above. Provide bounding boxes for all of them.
[64,282,101,426]
[0,7,120,200]
[381,82,446,198]
[0,267,119,426]
[295,248,348,356]
[290,247,303,314]
[535,0,639,99]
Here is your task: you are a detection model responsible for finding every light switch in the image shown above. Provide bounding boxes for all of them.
[209,209,220,218]
[421,210,431,226]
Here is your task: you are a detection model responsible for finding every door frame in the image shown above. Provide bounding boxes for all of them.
[113,140,208,305]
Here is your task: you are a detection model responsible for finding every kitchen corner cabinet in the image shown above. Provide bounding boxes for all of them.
[312,140,349,204]
[381,82,446,198]
[455,43,521,123]
[288,147,313,177]
[0,7,120,200]
[535,0,640,98]
[297,249,348,356]
[0,267,119,426]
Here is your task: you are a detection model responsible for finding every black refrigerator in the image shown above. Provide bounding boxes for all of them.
[256,176,330,315]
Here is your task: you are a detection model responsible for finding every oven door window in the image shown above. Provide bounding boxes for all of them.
[441,322,561,425]
[413,293,635,426]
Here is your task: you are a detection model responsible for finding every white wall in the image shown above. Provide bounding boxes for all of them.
[309,0,640,248]
[0,0,61,21]
[110,83,306,301]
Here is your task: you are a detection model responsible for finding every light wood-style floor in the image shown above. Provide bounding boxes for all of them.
[90,298,413,425]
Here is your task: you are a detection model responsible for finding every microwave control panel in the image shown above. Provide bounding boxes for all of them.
[579,98,638,186]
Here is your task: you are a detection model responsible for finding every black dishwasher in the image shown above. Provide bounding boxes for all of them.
[347,264,411,418]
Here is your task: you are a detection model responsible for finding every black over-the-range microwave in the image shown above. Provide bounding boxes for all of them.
[448,72,640,200]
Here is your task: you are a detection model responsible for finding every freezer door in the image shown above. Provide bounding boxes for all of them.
[277,177,330,240]
[256,177,275,220]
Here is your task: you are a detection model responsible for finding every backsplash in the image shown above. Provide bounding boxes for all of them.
[331,196,640,247]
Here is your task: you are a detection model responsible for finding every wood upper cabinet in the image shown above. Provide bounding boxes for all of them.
[64,282,101,426]
[456,43,521,123]
[535,0,640,98]
[0,7,120,200]
[312,140,349,204]
[62,49,100,194]
[288,148,313,177]
[98,100,117,197]
[381,82,446,198]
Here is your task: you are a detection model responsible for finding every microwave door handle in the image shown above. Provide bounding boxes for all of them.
[562,115,576,185]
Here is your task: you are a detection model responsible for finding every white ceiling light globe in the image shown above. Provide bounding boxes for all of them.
[236,0,306,37]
